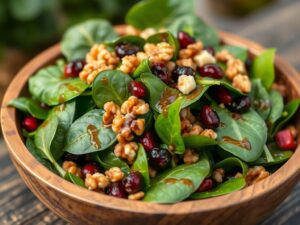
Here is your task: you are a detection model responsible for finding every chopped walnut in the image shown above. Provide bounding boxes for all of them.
[179,42,203,59]
[245,166,269,186]
[136,51,148,62]
[166,61,176,73]
[62,161,82,178]
[121,96,149,115]
[183,124,204,136]
[144,42,174,63]
[130,119,145,136]
[180,108,196,123]
[194,50,216,67]
[272,83,287,97]
[212,168,225,183]
[103,102,121,125]
[287,125,298,138]
[128,191,145,200]
[183,148,199,164]
[226,59,246,80]
[79,61,114,84]
[215,50,234,62]
[200,129,218,139]
[235,172,243,178]
[85,173,110,190]
[176,58,197,70]
[118,55,140,75]
[114,142,138,164]
[105,167,124,182]
[232,74,251,93]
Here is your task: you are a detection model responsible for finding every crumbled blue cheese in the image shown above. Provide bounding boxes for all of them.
[194,50,216,67]
[177,75,196,95]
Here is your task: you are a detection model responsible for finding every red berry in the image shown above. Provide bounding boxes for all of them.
[115,43,140,58]
[198,64,225,79]
[178,31,195,49]
[106,181,127,198]
[197,178,214,192]
[128,81,147,98]
[212,86,233,105]
[203,46,215,56]
[199,105,220,129]
[64,60,86,78]
[82,162,100,178]
[227,96,251,113]
[139,131,157,151]
[151,63,172,84]
[122,171,143,194]
[172,66,195,81]
[275,129,297,150]
[22,116,39,132]
[148,147,172,171]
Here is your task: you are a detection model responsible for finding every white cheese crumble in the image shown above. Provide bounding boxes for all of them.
[194,50,216,67]
[177,75,196,95]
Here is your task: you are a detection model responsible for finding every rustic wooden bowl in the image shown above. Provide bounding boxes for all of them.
[1,26,300,225]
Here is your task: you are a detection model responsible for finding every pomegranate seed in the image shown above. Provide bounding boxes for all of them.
[178,31,195,49]
[227,96,251,113]
[148,147,172,171]
[64,60,86,78]
[203,46,215,56]
[139,131,157,151]
[128,81,147,98]
[211,86,233,105]
[22,116,39,132]
[82,162,100,178]
[275,129,297,150]
[197,178,214,192]
[198,64,224,79]
[199,105,220,129]
[122,171,143,194]
[106,181,127,198]
[115,43,140,58]
[172,66,195,81]
[151,63,172,84]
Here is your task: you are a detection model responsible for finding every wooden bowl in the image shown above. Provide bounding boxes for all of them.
[1,27,300,225]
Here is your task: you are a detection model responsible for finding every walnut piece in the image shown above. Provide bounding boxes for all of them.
[232,74,251,93]
[183,148,199,164]
[118,55,140,75]
[212,168,225,183]
[179,42,203,59]
[245,166,269,186]
[128,191,145,200]
[105,167,124,182]
[85,173,110,190]
[62,161,82,178]
[144,42,174,63]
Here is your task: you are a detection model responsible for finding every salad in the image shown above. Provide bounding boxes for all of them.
[9,0,299,203]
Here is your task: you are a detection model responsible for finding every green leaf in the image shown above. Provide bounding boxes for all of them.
[214,157,248,176]
[181,86,209,108]
[267,90,284,126]
[155,98,185,154]
[215,45,248,62]
[61,19,118,61]
[92,149,130,174]
[92,70,132,108]
[132,144,150,189]
[64,172,85,187]
[189,177,245,199]
[249,79,271,120]
[8,97,48,119]
[251,48,276,90]
[183,135,217,149]
[133,59,151,78]
[108,35,145,49]
[9,0,45,20]
[215,106,268,162]
[126,0,194,29]
[64,109,116,155]
[144,153,210,203]
[74,96,96,119]
[29,60,89,106]
[167,15,219,46]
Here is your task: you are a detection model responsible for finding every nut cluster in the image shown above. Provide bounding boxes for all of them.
[103,96,149,163]
[62,161,82,178]
[245,166,269,186]
[144,42,174,64]
[212,168,225,183]
[183,148,199,164]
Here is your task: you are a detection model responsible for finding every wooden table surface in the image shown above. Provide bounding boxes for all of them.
[1,0,300,224]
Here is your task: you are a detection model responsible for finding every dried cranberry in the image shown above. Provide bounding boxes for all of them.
[227,96,251,113]
[82,162,100,178]
[203,46,215,56]
[148,147,172,171]
[22,116,39,132]
[122,171,143,194]
[151,63,172,84]
[64,60,86,78]
[106,181,127,198]
[178,31,195,49]
[211,86,233,105]
[275,129,297,150]
[172,66,195,81]
[197,178,214,192]
[115,43,140,58]
[139,131,157,151]
[198,64,224,79]
[199,105,220,129]
[128,81,147,98]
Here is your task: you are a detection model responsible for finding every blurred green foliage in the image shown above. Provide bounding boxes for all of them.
[0,0,139,53]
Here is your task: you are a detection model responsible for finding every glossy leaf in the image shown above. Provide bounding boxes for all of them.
[267,90,284,126]
[132,144,150,189]
[108,35,145,49]
[214,157,248,176]
[64,109,116,155]
[181,85,209,108]
[65,172,85,187]
[133,59,151,78]
[74,96,96,119]
[183,135,217,149]
[215,45,248,62]
[92,70,132,108]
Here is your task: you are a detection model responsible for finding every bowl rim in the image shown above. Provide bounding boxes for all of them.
[1,28,300,215]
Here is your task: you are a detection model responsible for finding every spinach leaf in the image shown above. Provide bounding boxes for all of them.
[74,96,96,119]
[183,135,217,149]
[64,109,116,155]
[61,19,118,61]
[8,97,49,119]
[249,79,271,120]
[144,153,210,203]
[215,106,267,162]
[214,157,248,176]
[215,45,248,62]
[267,90,284,126]
[189,177,245,199]
[64,172,85,187]
[167,15,219,46]
[251,48,276,90]
[140,110,154,132]
[126,0,193,29]
[132,144,150,189]
[133,59,151,78]
[181,86,209,108]
[108,35,145,49]
[92,149,130,174]
[92,70,132,108]
[34,116,65,176]
[271,99,300,136]
[29,60,89,106]
[155,98,185,154]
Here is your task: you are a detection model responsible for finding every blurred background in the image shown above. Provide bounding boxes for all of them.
[1,0,300,224]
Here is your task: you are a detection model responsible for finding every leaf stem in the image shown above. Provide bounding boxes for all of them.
[263,145,274,163]
[196,78,221,86]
